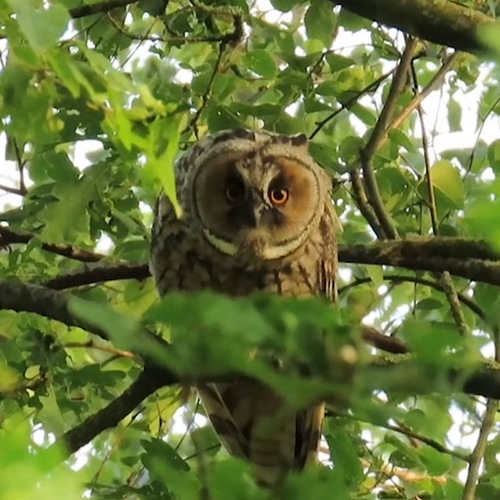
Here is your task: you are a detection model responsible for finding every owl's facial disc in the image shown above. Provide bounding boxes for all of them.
[194,151,322,262]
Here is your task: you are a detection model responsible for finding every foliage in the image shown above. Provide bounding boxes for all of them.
[0,0,500,499]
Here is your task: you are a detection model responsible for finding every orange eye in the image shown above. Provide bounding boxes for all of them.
[269,188,289,205]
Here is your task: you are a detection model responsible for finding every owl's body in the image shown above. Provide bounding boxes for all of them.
[150,128,340,486]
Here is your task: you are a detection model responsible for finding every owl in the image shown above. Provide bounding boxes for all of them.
[150,128,340,486]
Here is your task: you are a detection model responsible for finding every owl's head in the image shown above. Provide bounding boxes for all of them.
[181,128,332,263]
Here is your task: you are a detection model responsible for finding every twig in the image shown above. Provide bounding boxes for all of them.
[0,183,26,196]
[360,324,409,354]
[106,9,242,45]
[411,58,469,336]
[188,43,226,137]
[383,52,459,148]
[461,400,497,500]
[360,457,445,484]
[309,70,394,140]
[61,340,138,360]
[332,411,469,461]
[339,274,486,322]
[349,169,386,239]
[0,372,47,397]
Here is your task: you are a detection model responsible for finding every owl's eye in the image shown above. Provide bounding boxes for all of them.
[225,178,246,202]
[269,188,289,205]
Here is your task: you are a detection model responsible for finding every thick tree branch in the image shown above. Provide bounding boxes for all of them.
[333,0,495,54]
[0,279,169,363]
[69,0,135,19]
[42,237,500,290]
[0,279,107,337]
[66,0,496,55]
[57,366,171,459]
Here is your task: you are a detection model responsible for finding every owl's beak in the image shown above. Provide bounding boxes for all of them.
[240,197,265,229]
[250,205,265,228]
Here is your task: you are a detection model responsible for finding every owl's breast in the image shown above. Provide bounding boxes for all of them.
[150,217,325,299]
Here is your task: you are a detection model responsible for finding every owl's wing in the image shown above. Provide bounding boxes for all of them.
[197,381,314,486]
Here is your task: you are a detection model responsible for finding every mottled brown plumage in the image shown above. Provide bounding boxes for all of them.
[150,128,340,486]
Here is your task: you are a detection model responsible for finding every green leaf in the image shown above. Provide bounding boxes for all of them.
[145,114,186,217]
[0,422,82,500]
[141,438,190,473]
[31,150,79,183]
[487,139,500,173]
[39,179,94,243]
[68,297,139,349]
[270,0,298,11]
[10,3,71,52]
[388,129,416,153]
[304,0,337,48]
[243,50,278,79]
[419,446,452,476]
[421,160,465,210]
[325,422,363,484]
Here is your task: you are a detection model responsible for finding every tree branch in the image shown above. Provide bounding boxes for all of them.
[57,367,170,458]
[332,0,495,54]
[43,262,149,289]
[40,237,500,290]
[462,400,497,500]
[69,0,136,19]
[0,226,106,263]
[53,356,500,458]
[359,38,418,240]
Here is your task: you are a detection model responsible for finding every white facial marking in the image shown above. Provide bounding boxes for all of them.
[203,229,238,256]
[203,228,306,260]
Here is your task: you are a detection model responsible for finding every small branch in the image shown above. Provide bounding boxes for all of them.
[461,400,497,500]
[439,272,469,335]
[337,411,469,461]
[364,40,416,157]
[0,226,106,263]
[43,263,149,289]
[188,43,227,137]
[384,52,459,147]
[61,340,138,360]
[0,279,108,339]
[411,69,470,337]
[0,183,26,196]
[342,240,500,287]
[0,372,47,397]
[349,169,386,239]
[106,8,243,45]
[339,274,486,322]
[309,70,394,140]
[359,39,418,240]
[360,324,409,354]
[361,457,447,485]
